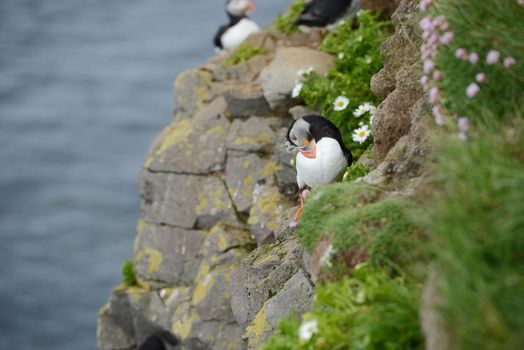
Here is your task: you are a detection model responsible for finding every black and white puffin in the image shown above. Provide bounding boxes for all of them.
[294,0,359,27]
[214,0,260,52]
[286,115,353,225]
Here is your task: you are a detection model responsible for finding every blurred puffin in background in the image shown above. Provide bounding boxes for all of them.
[214,0,260,52]
[294,0,360,27]
[286,115,353,226]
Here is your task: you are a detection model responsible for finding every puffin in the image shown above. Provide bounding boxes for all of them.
[214,0,260,51]
[286,115,353,225]
[294,0,359,27]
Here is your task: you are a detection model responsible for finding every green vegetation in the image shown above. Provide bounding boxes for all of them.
[224,44,267,67]
[122,260,137,286]
[262,1,524,349]
[260,266,423,350]
[423,1,524,349]
[298,11,392,157]
[343,162,369,182]
[271,0,305,35]
[425,121,524,350]
[297,182,422,270]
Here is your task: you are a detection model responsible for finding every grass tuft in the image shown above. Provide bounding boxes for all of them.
[271,0,306,35]
[224,44,267,67]
[122,260,137,286]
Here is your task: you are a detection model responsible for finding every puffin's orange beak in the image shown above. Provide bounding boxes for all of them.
[246,0,256,14]
[299,139,316,159]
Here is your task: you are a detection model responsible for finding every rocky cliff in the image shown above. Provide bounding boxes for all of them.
[97,1,436,349]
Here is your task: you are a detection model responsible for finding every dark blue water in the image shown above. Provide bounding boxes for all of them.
[0,1,284,349]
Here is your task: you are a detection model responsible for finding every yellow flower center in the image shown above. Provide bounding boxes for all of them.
[359,131,366,137]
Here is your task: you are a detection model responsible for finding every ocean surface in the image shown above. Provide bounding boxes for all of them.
[0,1,285,348]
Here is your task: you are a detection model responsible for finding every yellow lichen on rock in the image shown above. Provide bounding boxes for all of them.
[135,247,163,274]
[245,303,272,347]
[171,308,200,340]
[144,119,192,168]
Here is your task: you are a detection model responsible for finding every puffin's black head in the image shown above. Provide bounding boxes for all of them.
[226,0,256,17]
[286,117,317,158]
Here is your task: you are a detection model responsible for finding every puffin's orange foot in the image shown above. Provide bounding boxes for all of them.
[290,191,306,229]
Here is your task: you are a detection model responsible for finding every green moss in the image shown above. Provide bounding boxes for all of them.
[122,260,137,286]
[298,11,393,158]
[270,0,305,35]
[260,266,423,350]
[224,44,267,67]
[297,182,422,270]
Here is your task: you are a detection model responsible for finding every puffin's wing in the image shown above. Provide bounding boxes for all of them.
[213,24,230,49]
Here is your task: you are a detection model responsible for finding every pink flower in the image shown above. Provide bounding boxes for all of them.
[518,0,524,6]
[420,75,429,86]
[504,57,517,68]
[423,60,434,73]
[455,48,468,60]
[486,50,500,65]
[432,106,444,126]
[419,17,433,31]
[429,87,439,104]
[421,48,432,60]
[439,20,449,31]
[458,117,470,132]
[420,0,433,11]
[440,32,454,45]
[458,132,467,141]
[475,73,486,83]
[468,52,479,64]
[466,83,480,98]
[433,70,443,81]
[428,33,439,44]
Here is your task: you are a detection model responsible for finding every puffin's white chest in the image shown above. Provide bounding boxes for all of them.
[296,138,347,188]
[221,18,260,50]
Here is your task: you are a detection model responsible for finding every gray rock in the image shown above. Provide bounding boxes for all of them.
[225,153,276,213]
[146,97,229,174]
[139,171,237,229]
[230,238,304,329]
[247,184,292,246]
[272,128,298,199]
[133,222,206,287]
[213,54,273,83]
[226,117,278,153]
[174,69,212,118]
[223,82,271,118]
[260,47,334,110]
[265,269,314,327]
[288,105,316,120]
[97,291,136,350]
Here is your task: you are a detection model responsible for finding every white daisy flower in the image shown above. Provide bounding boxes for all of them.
[306,66,314,74]
[352,125,371,144]
[291,82,303,98]
[353,105,367,117]
[338,52,344,60]
[298,319,318,341]
[333,96,350,111]
[361,102,375,112]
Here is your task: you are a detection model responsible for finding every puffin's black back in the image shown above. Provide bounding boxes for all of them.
[295,0,353,27]
[287,115,353,165]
